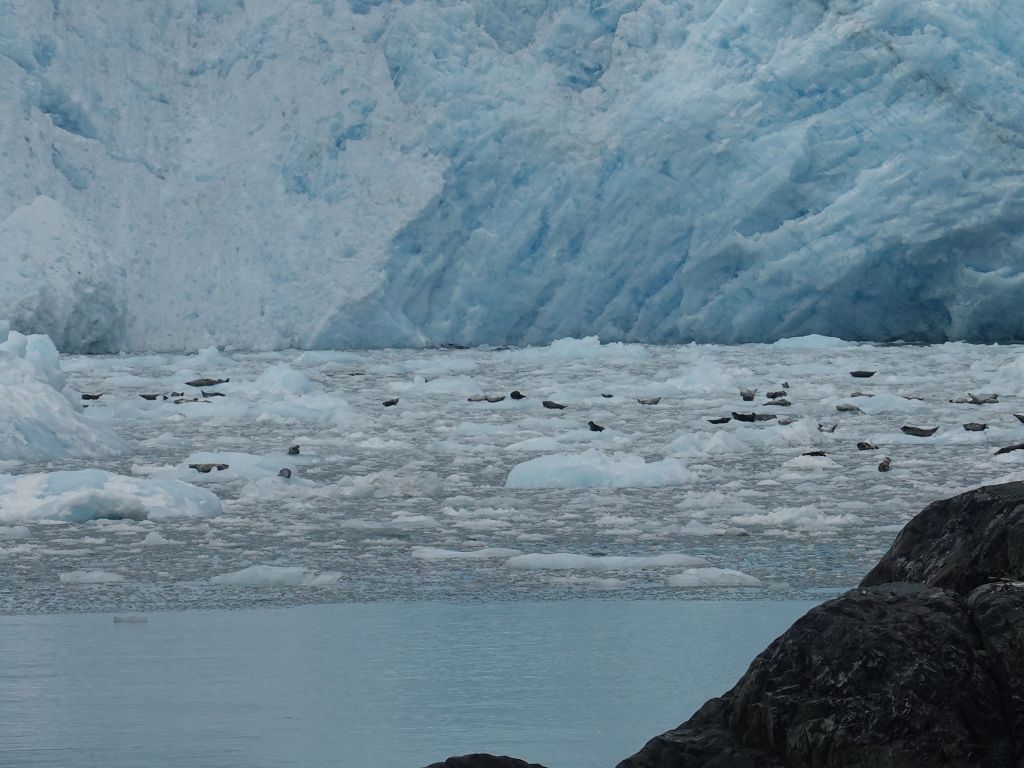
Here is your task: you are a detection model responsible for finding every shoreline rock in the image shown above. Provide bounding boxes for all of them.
[425,481,1024,768]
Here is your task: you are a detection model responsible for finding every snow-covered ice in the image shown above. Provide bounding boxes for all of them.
[505,450,693,489]
[0,470,221,523]
[0,330,123,461]
[2,3,1024,351]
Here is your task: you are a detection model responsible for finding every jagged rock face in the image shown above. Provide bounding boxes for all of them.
[616,582,1024,768]
[616,482,1024,768]
[424,755,549,768]
[861,481,1024,594]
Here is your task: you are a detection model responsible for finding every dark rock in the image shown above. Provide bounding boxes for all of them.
[423,755,548,768]
[861,481,1024,594]
[617,481,1024,768]
[617,584,1015,768]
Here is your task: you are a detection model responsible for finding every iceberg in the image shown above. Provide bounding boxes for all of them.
[1,1,1023,350]
[0,329,124,461]
[0,469,222,523]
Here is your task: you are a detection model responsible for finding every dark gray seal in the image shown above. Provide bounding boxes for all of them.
[902,425,938,437]
[588,420,605,432]
[382,398,399,407]
[878,457,892,472]
[186,377,229,388]
[542,400,566,410]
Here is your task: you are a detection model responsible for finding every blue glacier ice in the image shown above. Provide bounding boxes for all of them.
[1,0,1023,351]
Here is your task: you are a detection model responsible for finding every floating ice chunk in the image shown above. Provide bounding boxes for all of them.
[772,335,856,349]
[666,568,763,587]
[411,546,522,560]
[0,470,221,523]
[250,364,317,396]
[141,531,174,546]
[0,525,30,540]
[505,553,707,570]
[60,570,124,584]
[337,469,442,498]
[499,337,648,362]
[546,575,630,590]
[729,505,862,532]
[0,330,124,460]
[505,449,693,489]
[389,375,482,394]
[210,565,323,587]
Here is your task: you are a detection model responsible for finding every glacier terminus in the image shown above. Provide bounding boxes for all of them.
[1,0,1023,351]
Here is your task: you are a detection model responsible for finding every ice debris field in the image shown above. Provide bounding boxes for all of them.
[5,331,1024,613]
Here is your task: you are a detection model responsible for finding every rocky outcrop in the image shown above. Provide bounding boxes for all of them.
[860,481,1024,593]
[424,756,548,768]
[425,482,1024,768]
[618,481,1024,768]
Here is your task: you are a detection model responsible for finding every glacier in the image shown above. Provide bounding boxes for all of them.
[1,0,1023,351]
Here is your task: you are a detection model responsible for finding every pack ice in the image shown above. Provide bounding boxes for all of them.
[2,1,1023,351]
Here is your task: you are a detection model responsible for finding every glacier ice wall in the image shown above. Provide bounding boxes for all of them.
[1,0,1024,351]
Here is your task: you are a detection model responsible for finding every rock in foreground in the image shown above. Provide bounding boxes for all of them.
[424,755,548,768]
[618,481,1024,768]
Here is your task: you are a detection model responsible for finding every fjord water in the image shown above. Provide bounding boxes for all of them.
[0,600,813,768]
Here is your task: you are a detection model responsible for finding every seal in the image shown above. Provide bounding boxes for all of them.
[732,412,776,422]
[189,463,229,473]
[186,377,229,388]
[382,398,399,407]
[201,390,226,398]
[278,468,292,478]
[850,370,876,378]
[836,403,862,413]
[901,425,938,437]
[802,450,828,457]
[600,394,614,398]
[139,393,167,401]
[878,457,892,472]
[287,445,300,455]
[542,400,566,410]
[766,391,787,399]
[588,420,605,432]
[740,388,756,402]
[818,423,837,433]
[969,392,998,405]
[81,393,102,400]
[509,391,526,400]
[857,441,878,450]
[637,397,661,405]
[467,394,487,402]
[485,395,506,403]
[963,423,988,432]
[765,398,791,407]
[995,442,1024,455]
[707,417,731,425]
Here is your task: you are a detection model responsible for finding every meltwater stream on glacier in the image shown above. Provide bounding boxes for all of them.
[4,335,1024,614]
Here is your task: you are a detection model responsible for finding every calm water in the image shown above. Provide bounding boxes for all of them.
[0,599,814,768]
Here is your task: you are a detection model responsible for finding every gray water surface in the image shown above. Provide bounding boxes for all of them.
[0,599,814,768]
